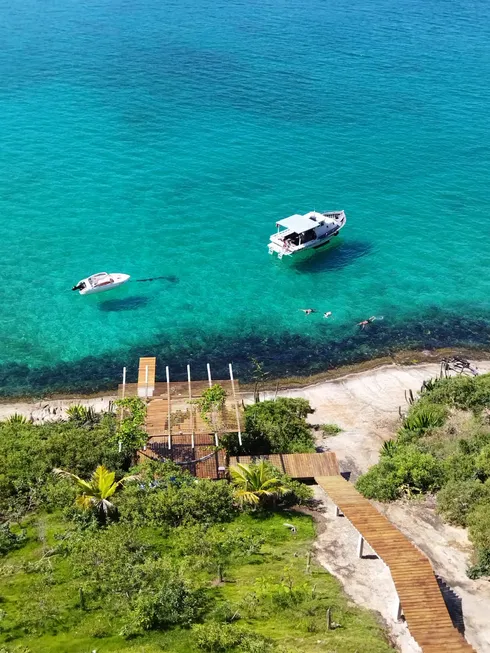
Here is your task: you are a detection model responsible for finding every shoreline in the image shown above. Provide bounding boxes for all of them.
[1,347,488,423]
[0,346,489,405]
[241,346,490,391]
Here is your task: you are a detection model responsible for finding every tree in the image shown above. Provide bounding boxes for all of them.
[250,357,270,403]
[193,384,228,436]
[177,524,264,583]
[230,462,290,507]
[222,397,315,455]
[114,396,148,455]
[53,465,138,522]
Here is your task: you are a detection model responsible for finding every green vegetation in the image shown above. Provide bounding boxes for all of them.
[53,465,139,523]
[222,398,316,455]
[230,462,291,507]
[356,373,490,577]
[320,424,342,436]
[195,384,228,424]
[114,396,148,454]
[0,407,393,652]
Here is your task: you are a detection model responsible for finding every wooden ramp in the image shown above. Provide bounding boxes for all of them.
[315,476,476,653]
[137,357,156,397]
[230,453,339,478]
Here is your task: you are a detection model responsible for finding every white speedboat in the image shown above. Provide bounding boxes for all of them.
[72,272,130,295]
[268,210,346,259]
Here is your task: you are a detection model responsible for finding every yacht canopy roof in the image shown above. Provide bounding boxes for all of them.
[276,211,326,234]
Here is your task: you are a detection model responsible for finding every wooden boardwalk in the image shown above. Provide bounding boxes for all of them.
[230,453,339,479]
[315,476,476,653]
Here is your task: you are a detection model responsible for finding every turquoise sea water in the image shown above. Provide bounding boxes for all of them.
[1,0,490,394]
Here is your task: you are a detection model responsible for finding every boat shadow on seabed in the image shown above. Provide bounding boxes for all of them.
[292,239,373,274]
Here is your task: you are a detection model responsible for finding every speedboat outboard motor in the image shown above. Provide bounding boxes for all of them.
[72,282,86,291]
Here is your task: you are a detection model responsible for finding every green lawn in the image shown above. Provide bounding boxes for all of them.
[0,512,393,653]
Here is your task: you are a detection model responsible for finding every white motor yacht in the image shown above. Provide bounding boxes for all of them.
[72,272,130,295]
[268,210,346,259]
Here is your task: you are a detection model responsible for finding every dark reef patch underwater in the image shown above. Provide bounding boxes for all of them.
[1,308,489,397]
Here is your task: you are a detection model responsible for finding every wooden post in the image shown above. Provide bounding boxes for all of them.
[306,550,311,574]
[188,364,194,450]
[357,534,365,558]
[207,363,218,446]
[118,366,126,453]
[79,587,86,610]
[122,366,126,399]
[394,596,402,621]
[166,366,171,450]
[229,363,242,446]
[326,607,332,630]
[334,504,342,517]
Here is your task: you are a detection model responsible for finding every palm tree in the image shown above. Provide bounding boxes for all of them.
[230,461,290,507]
[53,465,138,522]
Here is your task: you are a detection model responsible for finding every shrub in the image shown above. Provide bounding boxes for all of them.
[476,445,490,478]
[194,622,244,651]
[421,374,490,412]
[5,413,28,425]
[402,406,447,434]
[118,476,237,527]
[121,564,206,635]
[357,446,443,501]
[467,502,490,550]
[222,398,315,455]
[436,479,489,526]
[175,524,264,583]
[0,523,27,556]
[442,453,478,482]
[0,417,128,520]
[380,440,397,457]
[113,396,148,454]
[321,424,342,436]
[467,547,490,579]
[66,405,98,424]
[194,624,277,653]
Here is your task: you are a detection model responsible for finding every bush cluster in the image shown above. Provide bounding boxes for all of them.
[222,398,316,455]
[0,416,127,520]
[117,461,237,526]
[356,372,490,577]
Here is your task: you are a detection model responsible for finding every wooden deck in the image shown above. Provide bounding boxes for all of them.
[146,398,241,437]
[315,476,476,653]
[230,453,339,478]
[137,357,156,395]
[142,433,226,479]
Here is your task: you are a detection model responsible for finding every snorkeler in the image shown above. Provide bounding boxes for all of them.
[299,308,317,315]
[357,316,376,330]
[323,311,332,318]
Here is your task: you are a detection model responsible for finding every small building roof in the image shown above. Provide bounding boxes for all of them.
[276,211,331,234]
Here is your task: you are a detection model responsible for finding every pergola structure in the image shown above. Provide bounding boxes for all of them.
[118,357,243,478]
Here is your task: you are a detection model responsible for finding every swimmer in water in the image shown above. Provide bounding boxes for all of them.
[323,311,332,319]
[299,308,317,315]
[357,316,376,330]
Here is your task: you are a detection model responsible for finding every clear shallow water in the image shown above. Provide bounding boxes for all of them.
[1,0,489,393]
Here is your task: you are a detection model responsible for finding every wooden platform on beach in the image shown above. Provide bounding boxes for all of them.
[316,475,476,653]
[230,453,339,479]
